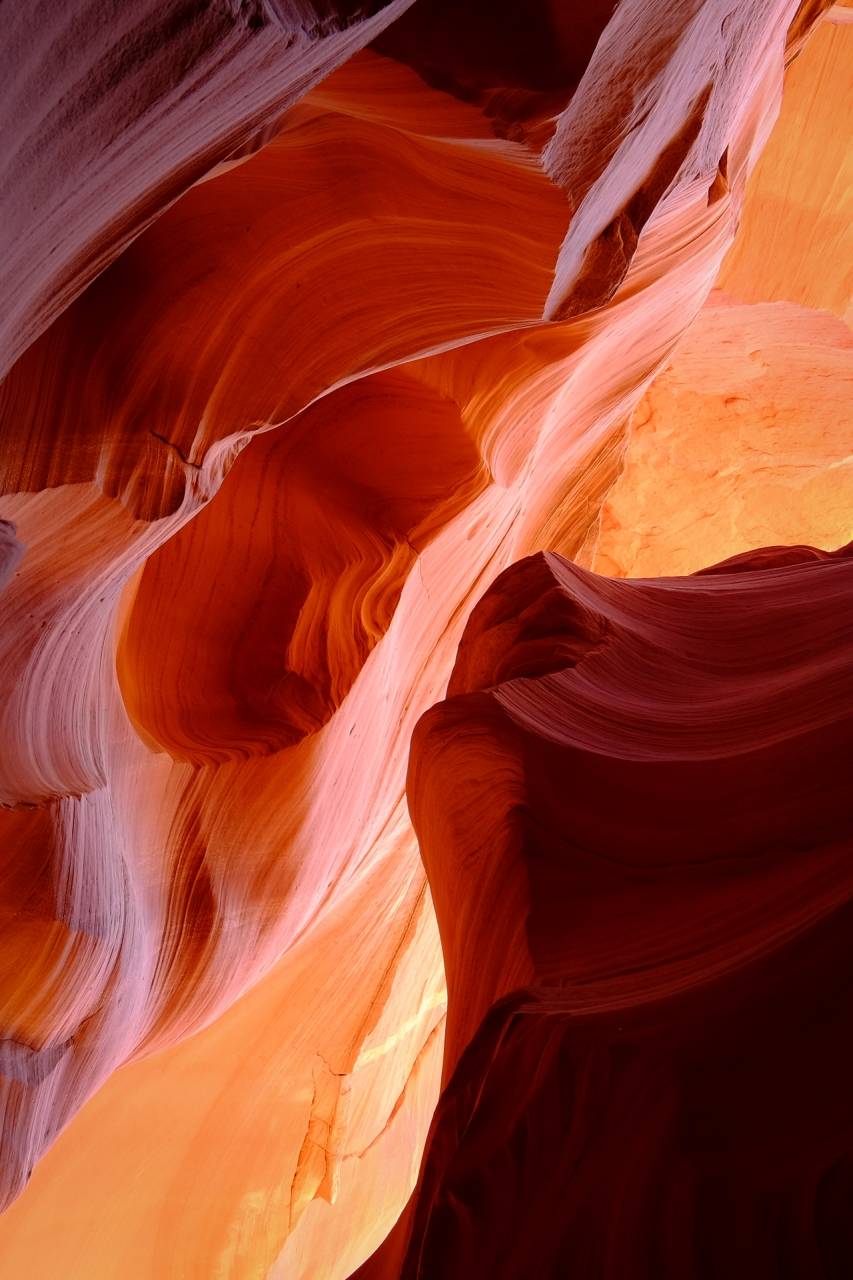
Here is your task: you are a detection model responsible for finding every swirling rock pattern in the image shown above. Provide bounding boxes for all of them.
[0,0,847,1276]
[0,0,418,380]
[360,544,853,1279]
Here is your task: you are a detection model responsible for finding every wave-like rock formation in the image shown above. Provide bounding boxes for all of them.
[0,1,849,1276]
[1,0,419,381]
[359,544,853,1279]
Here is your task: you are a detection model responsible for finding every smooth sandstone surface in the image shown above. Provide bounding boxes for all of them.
[717,11,853,322]
[584,295,853,577]
[0,0,418,380]
[358,544,853,1278]
[0,2,849,1277]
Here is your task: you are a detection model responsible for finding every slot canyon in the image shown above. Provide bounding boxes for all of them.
[0,2,851,1277]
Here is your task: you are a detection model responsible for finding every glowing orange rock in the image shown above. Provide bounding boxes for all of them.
[0,1,842,1276]
[718,8,853,321]
[0,0,417,380]
[584,295,853,578]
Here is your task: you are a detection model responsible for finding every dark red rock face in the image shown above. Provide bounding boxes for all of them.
[360,545,853,1279]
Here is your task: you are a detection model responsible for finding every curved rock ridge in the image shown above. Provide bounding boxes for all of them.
[358,543,853,1279]
[0,0,418,381]
[0,0,842,1275]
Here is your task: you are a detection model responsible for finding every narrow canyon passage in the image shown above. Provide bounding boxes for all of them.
[0,3,850,1277]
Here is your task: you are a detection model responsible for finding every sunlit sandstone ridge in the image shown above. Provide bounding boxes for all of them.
[0,3,845,1277]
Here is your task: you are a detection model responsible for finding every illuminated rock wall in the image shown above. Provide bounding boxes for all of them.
[0,3,848,1277]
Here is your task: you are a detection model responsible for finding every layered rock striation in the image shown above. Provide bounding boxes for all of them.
[0,1,848,1276]
[360,543,853,1278]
